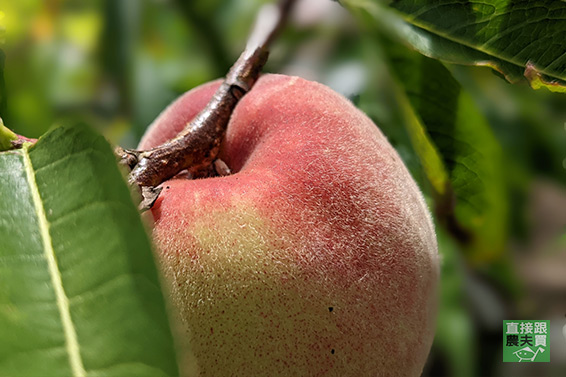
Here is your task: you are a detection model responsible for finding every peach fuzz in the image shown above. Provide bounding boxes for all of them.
[140,74,439,377]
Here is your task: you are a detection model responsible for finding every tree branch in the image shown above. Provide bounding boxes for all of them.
[117,0,297,210]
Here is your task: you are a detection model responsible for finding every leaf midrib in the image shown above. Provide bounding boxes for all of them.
[22,145,86,377]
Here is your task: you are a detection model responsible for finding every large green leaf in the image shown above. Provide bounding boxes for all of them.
[344,0,566,91]
[0,124,179,376]
[376,38,508,261]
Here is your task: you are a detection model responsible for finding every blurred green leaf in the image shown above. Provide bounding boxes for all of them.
[0,124,179,377]
[450,64,566,240]
[388,71,449,197]
[171,0,233,76]
[0,48,6,118]
[376,38,508,261]
[100,0,140,119]
[343,0,566,89]
[433,229,476,377]
[0,10,5,44]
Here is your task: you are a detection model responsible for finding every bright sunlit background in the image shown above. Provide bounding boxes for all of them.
[1,1,565,376]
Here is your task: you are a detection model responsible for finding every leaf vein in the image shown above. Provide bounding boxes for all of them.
[22,145,86,377]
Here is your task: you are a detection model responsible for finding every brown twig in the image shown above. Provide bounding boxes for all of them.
[118,0,297,210]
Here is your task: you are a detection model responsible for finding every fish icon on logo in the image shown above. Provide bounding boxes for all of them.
[513,347,545,362]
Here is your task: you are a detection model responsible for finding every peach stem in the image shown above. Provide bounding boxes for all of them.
[117,0,297,210]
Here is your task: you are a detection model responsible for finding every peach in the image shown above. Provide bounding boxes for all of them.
[140,74,439,377]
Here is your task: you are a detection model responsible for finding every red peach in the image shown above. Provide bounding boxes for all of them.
[140,74,439,377]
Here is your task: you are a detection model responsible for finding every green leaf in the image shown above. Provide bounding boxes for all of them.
[451,64,566,186]
[377,38,509,261]
[343,0,566,88]
[0,124,179,376]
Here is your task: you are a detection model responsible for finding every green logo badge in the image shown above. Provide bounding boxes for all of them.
[503,320,550,362]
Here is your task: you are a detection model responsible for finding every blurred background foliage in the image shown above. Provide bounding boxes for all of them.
[1,0,565,376]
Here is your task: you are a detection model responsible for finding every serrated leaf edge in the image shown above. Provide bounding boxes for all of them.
[22,144,86,377]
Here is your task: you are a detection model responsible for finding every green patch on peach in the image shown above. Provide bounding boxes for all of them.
[166,203,345,376]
